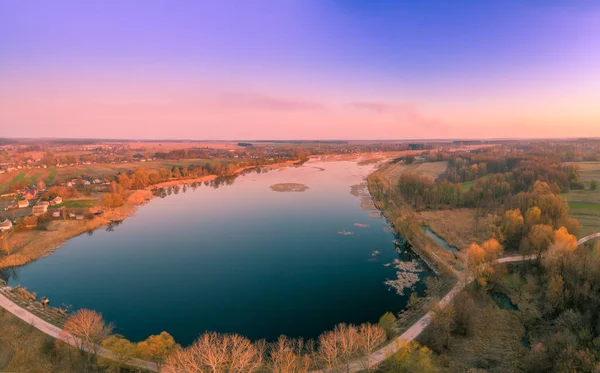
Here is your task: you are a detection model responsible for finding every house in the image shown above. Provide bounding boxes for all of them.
[32,205,48,216]
[83,180,91,186]
[69,213,76,218]
[52,211,61,218]
[75,214,84,220]
[37,201,50,207]
[51,196,63,205]
[0,219,12,231]
[93,179,101,184]
[23,189,37,200]
[18,200,29,208]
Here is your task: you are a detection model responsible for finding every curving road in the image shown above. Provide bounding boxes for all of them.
[578,232,600,246]
[1,231,599,373]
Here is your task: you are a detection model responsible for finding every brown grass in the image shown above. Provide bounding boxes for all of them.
[380,161,448,186]
[126,190,154,205]
[418,209,499,249]
[0,218,110,269]
[148,175,217,189]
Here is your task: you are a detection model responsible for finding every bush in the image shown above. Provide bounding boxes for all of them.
[570,182,585,190]
[379,312,397,339]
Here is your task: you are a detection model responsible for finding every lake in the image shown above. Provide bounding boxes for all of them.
[6,159,432,345]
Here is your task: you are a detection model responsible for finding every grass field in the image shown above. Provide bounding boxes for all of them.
[569,202,600,210]
[61,199,99,209]
[382,161,448,185]
[45,167,58,184]
[570,161,600,182]
[563,162,600,236]
[418,209,499,249]
[459,174,494,191]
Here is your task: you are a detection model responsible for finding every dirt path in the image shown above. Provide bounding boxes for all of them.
[0,288,158,372]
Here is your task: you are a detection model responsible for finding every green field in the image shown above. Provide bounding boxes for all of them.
[459,174,493,191]
[10,170,28,184]
[571,161,600,182]
[569,202,600,211]
[61,199,99,209]
[563,162,600,236]
[45,168,58,184]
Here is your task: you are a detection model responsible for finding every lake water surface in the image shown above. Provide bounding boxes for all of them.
[7,159,431,345]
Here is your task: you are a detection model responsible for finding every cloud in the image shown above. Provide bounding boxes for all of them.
[221,92,326,112]
[348,101,447,131]
[348,102,392,113]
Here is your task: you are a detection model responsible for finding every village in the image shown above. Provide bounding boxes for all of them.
[0,176,113,234]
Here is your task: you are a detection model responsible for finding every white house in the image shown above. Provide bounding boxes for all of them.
[17,200,29,208]
[51,196,63,205]
[32,205,48,216]
[0,219,12,231]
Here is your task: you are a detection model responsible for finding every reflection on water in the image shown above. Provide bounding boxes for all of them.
[8,159,432,345]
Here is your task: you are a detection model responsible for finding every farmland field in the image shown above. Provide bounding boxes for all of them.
[563,162,600,236]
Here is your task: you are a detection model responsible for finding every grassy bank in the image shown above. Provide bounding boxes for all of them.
[367,161,459,276]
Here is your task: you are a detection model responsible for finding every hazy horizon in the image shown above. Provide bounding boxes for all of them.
[2,0,600,139]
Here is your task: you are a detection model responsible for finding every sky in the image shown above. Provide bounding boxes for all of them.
[1,0,600,140]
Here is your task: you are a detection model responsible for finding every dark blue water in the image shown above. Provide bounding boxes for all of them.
[7,160,432,345]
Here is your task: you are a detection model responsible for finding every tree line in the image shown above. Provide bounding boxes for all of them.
[59,308,399,373]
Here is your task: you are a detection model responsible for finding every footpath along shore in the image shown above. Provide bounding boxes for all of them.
[0,255,536,373]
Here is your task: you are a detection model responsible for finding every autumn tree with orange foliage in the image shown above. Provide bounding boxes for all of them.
[463,239,503,287]
[501,209,524,249]
[542,226,578,273]
[136,331,178,371]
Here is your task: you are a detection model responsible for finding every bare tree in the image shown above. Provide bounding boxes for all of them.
[336,324,360,372]
[163,332,263,373]
[318,323,362,373]
[62,309,112,359]
[268,335,311,373]
[358,323,387,372]
[318,327,342,372]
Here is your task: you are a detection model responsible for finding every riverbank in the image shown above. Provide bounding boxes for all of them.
[367,161,459,276]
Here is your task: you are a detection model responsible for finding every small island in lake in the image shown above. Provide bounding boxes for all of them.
[269,183,310,192]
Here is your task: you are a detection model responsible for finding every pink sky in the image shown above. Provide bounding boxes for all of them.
[1,68,599,140]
